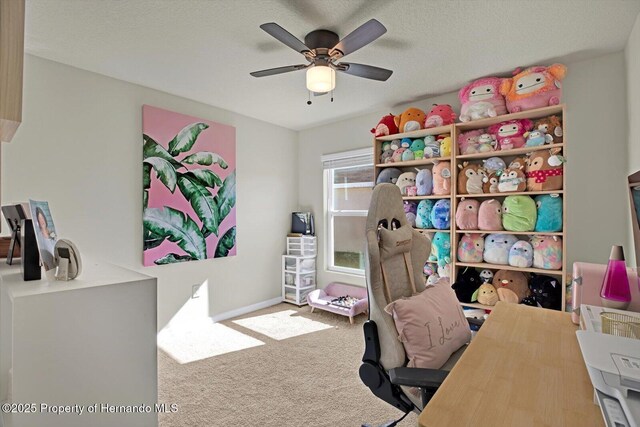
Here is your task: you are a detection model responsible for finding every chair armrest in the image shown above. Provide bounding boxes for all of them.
[388,367,448,389]
[467,317,484,328]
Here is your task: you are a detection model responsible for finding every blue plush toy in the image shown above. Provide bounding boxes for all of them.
[416,168,433,196]
[534,194,563,232]
[401,148,415,162]
[483,233,519,265]
[410,139,425,159]
[416,199,435,229]
[404,201,417,227]
[508,240,534,267]
[375,168,402,185]
[430,199,450,230]
[428,231,451,267]
[400,138,412,149]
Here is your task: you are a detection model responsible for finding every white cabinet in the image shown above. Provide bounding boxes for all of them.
[282,236,316,305]
[0,260,157,427]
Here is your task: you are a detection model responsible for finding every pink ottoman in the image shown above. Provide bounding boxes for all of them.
[306,282,369,324]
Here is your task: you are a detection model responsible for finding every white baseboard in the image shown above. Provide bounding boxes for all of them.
[210,297,282,323]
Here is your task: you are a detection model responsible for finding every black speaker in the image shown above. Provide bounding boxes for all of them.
[20,219,41,281]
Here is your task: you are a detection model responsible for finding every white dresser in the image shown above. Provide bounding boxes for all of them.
[0,260,157,427]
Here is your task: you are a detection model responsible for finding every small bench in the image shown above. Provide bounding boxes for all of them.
[306,282,369,324]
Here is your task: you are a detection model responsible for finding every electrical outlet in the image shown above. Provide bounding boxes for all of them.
[192,284,200,299]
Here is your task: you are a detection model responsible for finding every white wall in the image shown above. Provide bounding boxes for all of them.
[2,55,298,329]
[627,13,640,174]
[299,52,630,288]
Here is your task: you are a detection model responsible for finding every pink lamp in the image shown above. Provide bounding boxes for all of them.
[600,245,631,309]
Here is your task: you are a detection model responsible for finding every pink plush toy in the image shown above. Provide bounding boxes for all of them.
[487,119,533,150]
[457,233,485,263]
[457,129,484,155]
[530,235,563,270]
[478,199,503,231]
[455,199,480,230]
[500,64,567,113]
[432,161,452,195]
[458,77,507,122]
[424,104,457,128]
[370,114,399,137]
[391,148,406,162]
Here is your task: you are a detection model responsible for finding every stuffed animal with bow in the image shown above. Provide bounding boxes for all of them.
[458,77,507,122]
[488,119,533,150]
[526,148,564,191]
[500,64,567,113]
[424,104,457,128]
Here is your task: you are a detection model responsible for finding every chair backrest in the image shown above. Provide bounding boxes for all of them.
[365,183,431,370]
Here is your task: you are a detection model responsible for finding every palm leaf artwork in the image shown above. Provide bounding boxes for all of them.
[142,107,236,266]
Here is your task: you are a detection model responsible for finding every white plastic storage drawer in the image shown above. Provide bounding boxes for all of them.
[284,271,316,287]
[287,236,317,256]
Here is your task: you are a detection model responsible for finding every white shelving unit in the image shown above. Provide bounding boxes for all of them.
[282,236,317,306]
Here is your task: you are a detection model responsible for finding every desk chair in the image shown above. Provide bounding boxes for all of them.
[359,184,480,425]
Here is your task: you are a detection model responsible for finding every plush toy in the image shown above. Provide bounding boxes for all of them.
[492,270,530,303]
[426,273,440,286]
[479,269,493,283]
[396,172,417,195]
[424,104,457,128]
[455,199,480,230]
[483,172,499,194]
[457,233,484,263]
[428,232,451,267]
[497,166,526,193]
[394,107,426,133]
[416,199,435,229]
[526,148,564,191]
[476,133,497,152]
[380,148,394,163]
[530,235,563,270]
[502,195,537,232]
[375,168,402,185]
[534,194,563,232]
[500,64,567,113]
[478,199,503,231]
[410,139,425,159]
[523,274,563,310]
[473,283,499,306]
[483,157,506,173]
[508,240,534,268]
[415,168,433,196]
[524,129,553,147]
[457,129,484,155]
[457,162,486,195]
[423,135,441,158]
[371,114,399,137]
[401,148,415,162]
[423,263,435,276]
[533,115,563,144]
[452,268,482,302]
[430,199,451,230]
[488,119,533,150]
[391,148,405,162]
[403,201,417,227]
[400,138,412,149]
[437,263,451,279]
[432,161,452,195]
[483,234,518,265]
[509,157,527,170]
[439,136,452,157]
[458,77,507,122]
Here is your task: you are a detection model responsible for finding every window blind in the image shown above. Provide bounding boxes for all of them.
[321,147,373,170]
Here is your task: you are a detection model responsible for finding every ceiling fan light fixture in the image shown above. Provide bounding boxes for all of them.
[306,65,335,93]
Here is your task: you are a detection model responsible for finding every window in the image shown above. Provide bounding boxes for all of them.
[322,148,374,276]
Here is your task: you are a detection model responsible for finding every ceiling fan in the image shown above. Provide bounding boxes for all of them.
[250,19,393,99]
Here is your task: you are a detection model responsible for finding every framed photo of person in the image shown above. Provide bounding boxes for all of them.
[28,200,58,271]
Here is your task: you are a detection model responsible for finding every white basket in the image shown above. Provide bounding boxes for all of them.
[287,236,317,256]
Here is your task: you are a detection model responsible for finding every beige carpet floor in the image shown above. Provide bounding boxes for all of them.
[158,303,418,427]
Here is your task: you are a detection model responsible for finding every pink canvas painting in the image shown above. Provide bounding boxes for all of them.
[142,105,236,266]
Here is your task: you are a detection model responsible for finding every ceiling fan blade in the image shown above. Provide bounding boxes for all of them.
[250,64,308,78]
[338,62,393,81]
[260,23,310,54]
[330,19,386,57]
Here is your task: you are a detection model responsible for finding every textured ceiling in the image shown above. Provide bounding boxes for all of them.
[25,0,640,130]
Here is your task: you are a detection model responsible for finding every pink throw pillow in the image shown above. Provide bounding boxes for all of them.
[385,279,471,369]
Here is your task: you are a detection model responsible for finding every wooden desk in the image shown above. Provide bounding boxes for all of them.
[419,302,604,427]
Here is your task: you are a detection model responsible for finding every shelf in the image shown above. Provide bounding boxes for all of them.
[283,254,316,259]
[376,124,453,141]
[455,105,564,131]
[417,229,450,233]
[456,190,563,198]
[403,194,451,200]
[283,284,315,290]
[376,156,450,168]
[456,262,563,275]
[284,269,316,274]
[460,302,495,311]
[456,143,564,160]
[455,230,563,236]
